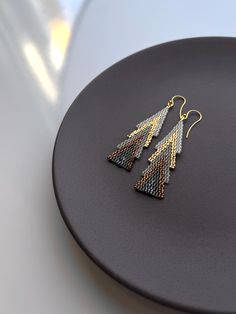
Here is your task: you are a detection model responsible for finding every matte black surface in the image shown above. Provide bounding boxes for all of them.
[53,38,236,314]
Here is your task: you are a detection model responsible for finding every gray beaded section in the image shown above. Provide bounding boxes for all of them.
[116,125,152,159]
[143,144,172,183]
[136,107,169,137]
[154,120,184,154]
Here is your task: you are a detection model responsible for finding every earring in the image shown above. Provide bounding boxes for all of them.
[134,102,203,199]
[107,95,186,171]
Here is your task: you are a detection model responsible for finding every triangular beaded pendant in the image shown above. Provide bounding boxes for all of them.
[135,120,184,198]
[107,107,169,171]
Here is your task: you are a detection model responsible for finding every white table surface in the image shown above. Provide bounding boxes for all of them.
[1,1,236,313]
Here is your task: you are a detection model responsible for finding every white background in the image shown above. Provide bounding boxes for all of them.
[1,1,236,313]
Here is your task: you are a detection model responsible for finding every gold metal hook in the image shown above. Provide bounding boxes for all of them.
[181,109,203,139]
[167,95,202,138]
[167,95,186,110]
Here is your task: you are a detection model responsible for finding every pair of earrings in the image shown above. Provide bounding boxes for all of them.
[107,95,202,199]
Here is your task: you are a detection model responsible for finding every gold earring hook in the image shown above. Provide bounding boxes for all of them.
[167,95,202,138]
[167,95,186,110]
[181,109,203,139]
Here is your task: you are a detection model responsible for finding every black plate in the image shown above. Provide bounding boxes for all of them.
[53,37,236,314]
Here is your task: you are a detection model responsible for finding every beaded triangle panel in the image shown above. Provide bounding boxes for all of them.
[107,107,169,171]
[135,120,183,198]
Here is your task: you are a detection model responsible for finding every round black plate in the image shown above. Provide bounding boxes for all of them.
[53,37,236,314]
